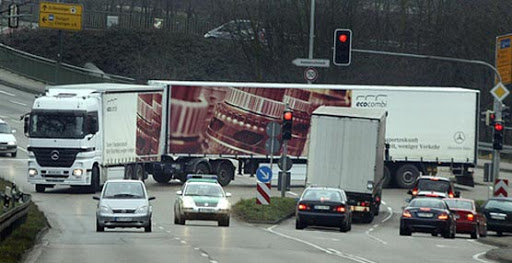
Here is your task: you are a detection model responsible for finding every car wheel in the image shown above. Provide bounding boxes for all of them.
[145,219,152,232]
[481,225,488,237]
[442,230,451,238]
[11,151,16,158]
[178,214,186,225]
[431,232,438,237]
[347,216,352,231]
[399,228,411,236]
[218,216,230,227]
[471,225,478,239]
[340,218,350,232]
[35,184,45,193]
[96,220,104,232]
[174,213,179,225]
[497,231,503,237]
[295,218,306,230]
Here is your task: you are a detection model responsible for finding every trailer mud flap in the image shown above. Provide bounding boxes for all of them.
[455,175,474,187]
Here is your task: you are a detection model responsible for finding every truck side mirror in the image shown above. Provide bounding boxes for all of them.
[385,143,390,161]
[23,113,30,137]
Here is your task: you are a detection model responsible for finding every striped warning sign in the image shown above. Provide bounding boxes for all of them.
[494,179,509,197]
[256,182,271,205]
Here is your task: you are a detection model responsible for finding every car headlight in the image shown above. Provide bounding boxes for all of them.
[7,141,16,146]
[183,197,195,209]
[217,199,231,210]
[136,206,149,214]
[99,205,113,214]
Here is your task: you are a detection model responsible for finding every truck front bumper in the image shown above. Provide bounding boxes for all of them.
[27,161,92,186]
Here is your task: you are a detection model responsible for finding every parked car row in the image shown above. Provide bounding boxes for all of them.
[92,175,232,232]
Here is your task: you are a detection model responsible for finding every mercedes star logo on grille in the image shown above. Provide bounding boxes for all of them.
[204,203,209,207]
[50,150,60,161]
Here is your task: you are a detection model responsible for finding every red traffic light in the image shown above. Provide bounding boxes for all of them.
[284,111,293,121]
[338,34,348,43]
[495,122,504,131]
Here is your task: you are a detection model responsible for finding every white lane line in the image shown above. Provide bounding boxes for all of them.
[467,239,498,249]
[473,251,496,263]
[200,253,208,257]
[18,147,27,154]
[158,226,165,230]
[381,201,387,205]
[381,206,393,223]
[180,240,187,244]
[365,228,387,245]
[286,191,299,196]
[9,100,27,106]
[0,90,15,97]
[266,225,376,263]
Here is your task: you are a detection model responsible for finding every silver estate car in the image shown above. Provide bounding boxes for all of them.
[0,118,17,157]
[93,180,155,232]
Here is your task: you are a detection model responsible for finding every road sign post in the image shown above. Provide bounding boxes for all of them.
[256,182,271,205]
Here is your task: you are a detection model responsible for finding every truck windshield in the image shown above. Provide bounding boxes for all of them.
[29,111,86,139]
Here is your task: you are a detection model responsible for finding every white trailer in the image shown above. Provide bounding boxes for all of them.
[306,106,387,223]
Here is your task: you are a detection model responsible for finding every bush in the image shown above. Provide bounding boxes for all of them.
[232,197,296,223]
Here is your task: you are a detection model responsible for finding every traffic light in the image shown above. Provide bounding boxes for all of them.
[333,29,352,66]
[493,121,504,150]
[282,109,293,141]
[485,110,496,126]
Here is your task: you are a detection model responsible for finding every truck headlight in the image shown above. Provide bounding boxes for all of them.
[72,169,83,176]
[136,206,149,214]
[28,168,38,177]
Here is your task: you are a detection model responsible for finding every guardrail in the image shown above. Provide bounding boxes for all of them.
[0,193,31,241]
[478,142,512,154]
[0,43,135,85]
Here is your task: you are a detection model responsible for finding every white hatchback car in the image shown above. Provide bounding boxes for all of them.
[93,180,155,232]
[0,118,17,157]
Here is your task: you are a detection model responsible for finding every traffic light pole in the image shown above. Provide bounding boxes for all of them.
[352,48,504,183]
[281,141,288,198]
[307,0,315,84]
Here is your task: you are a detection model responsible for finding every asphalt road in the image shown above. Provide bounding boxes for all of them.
[0,83,503,263]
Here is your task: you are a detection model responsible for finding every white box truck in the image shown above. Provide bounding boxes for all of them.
[306,106,387,223]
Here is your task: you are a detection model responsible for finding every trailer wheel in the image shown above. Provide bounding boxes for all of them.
[124,164,134,180]
[395,164,420,189]
[383,166,392,188]
[153,171,172,184]
[134,164,145,181]
[217,163,234,186]
[195,163,210,174]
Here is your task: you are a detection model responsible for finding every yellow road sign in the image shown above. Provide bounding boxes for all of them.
[39,13,82,31]
[40,2,82,15]
[496,34,512,84]
[39,2,83,31]
[491,82,510,102]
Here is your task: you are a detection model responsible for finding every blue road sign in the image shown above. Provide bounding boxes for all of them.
[256,166,272,183]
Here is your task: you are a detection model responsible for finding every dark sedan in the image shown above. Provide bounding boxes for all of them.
[400,197,456,238]
[481,197,512,236]
[295,186,353,232]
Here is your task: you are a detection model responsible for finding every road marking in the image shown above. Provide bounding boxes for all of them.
[266,225,376,263]
[201,253,208,257]
[9,100,27,106]
[467,239,498,249]
[158,226,164,230]
[365,228,388,245]
[381,206,393,223]
[381,201,387,205]
[473,251,496,263]
[286,191,298,196]
[0,90,15,97]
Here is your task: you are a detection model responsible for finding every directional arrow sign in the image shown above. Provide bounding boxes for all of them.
[256,166,272,183]
[292,58,330,68]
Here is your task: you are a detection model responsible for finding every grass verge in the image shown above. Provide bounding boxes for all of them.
[232,197,297,223]
[0,179,48,263]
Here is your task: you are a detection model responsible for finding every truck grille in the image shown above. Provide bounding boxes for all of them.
[31,148,80,168]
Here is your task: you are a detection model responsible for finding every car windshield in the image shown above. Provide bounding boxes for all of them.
[103,182,145,199]
[409,198,446,209]
[0,123,11,134]
[302,189,343,202]
[444,199,473,210]
[184,184,224,197]
[484,200,512,212]
[29,111,86,139]
[417,179,450,192]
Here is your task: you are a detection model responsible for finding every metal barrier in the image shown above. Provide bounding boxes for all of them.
[0,192,31,242]
[0,43,135,85]
[478,142,512,154]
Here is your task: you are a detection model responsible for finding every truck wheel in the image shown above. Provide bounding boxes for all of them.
[395,164,420,189]
[383,166,392,188]
[89,165,100,193]
[35,184,45,193]
[243,160,259,175]
[153,171,172,184]
[217,163,234,186]
[134,164,144,181]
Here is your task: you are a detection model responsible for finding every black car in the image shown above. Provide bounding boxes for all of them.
[481,197,512,236]
[400,197,456,238]
[295,187,353,232]
[408,176,460,200]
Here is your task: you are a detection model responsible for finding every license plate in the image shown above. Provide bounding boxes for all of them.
[199,208,215,213]
[0,147,6,150]
[116,217,132,222]
[417,213,433,218]
[314,205,330,210]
